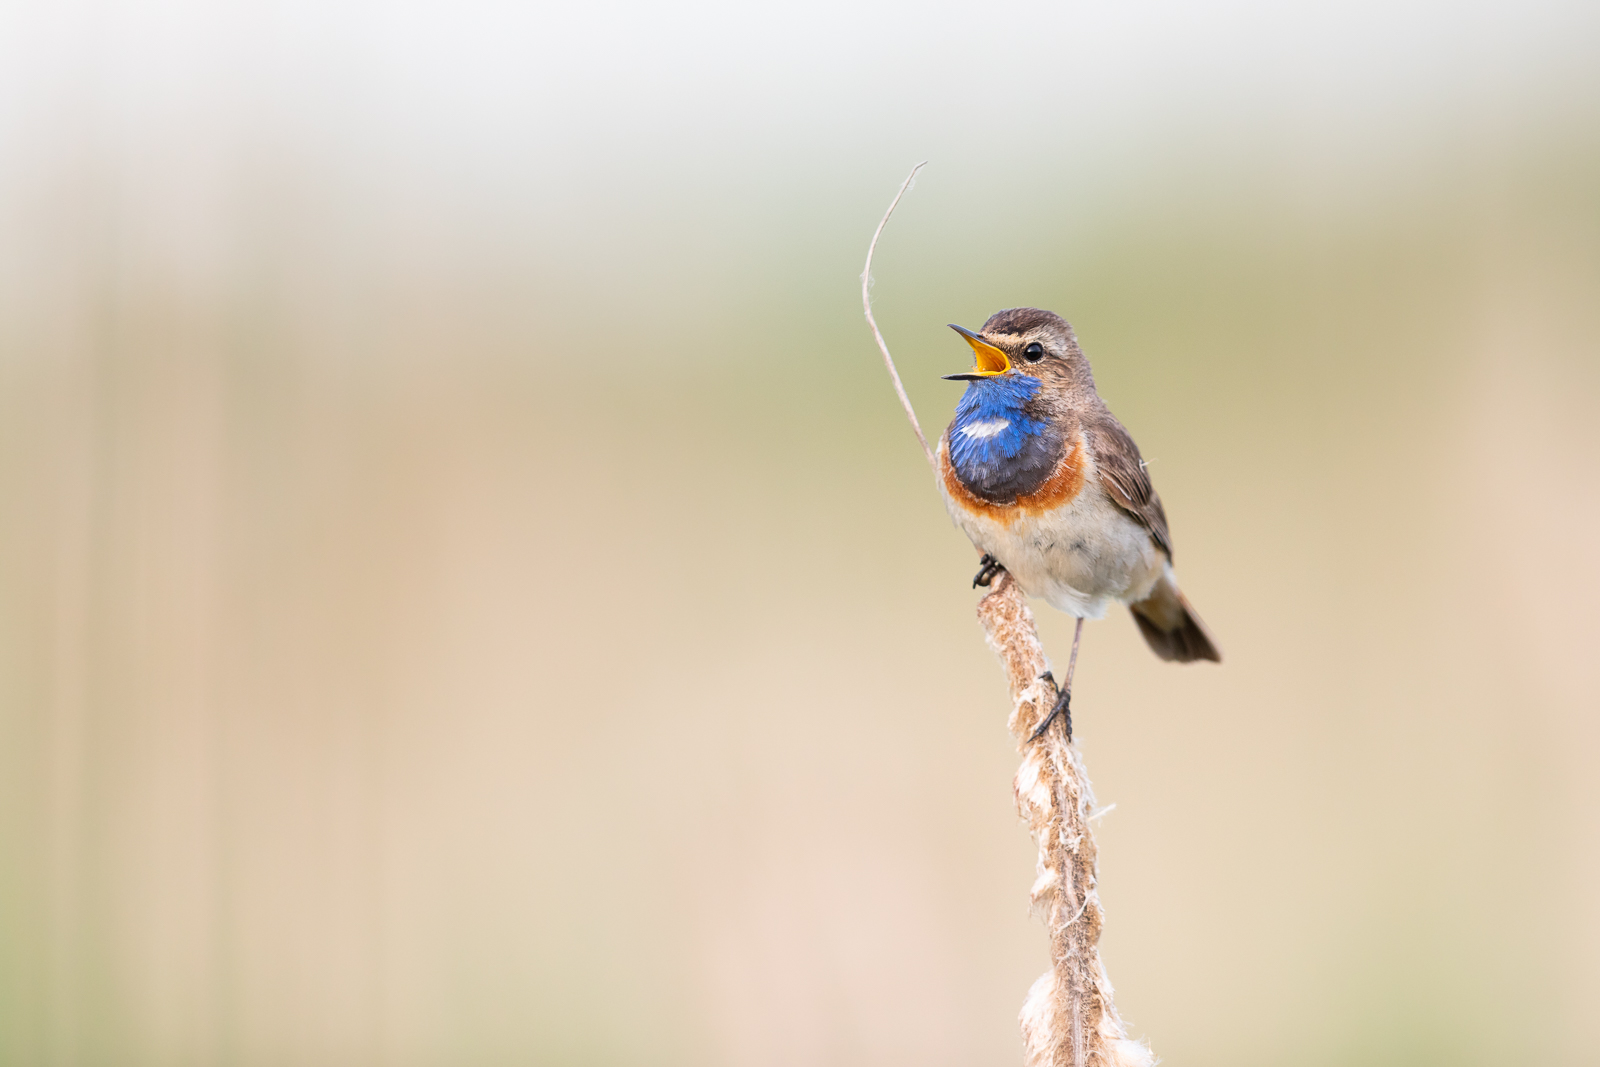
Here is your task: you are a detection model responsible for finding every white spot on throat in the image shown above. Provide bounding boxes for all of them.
[959,418,1010,440]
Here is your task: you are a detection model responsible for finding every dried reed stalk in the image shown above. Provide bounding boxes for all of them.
[978,574,1153,1067]
[863,166,1153,1067]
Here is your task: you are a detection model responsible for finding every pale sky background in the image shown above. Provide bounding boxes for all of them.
[5,0,1598,278]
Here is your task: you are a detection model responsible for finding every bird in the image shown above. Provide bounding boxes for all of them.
[937,307,1219,741]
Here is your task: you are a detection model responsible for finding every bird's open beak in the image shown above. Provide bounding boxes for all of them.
[942,324,1011,380]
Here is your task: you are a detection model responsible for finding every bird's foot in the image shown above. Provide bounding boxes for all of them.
[1030,683,1072,743]
[972,554,1006,589]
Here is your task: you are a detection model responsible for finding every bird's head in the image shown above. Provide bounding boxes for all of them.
[943,308,1090,393]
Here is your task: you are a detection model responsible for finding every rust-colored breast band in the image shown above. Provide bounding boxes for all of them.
[942,435,1086,527]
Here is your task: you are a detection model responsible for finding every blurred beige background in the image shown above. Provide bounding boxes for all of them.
[2,1,1598,1064]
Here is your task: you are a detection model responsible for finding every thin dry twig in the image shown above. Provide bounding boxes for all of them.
[860,161,935,469]
[861,170,1152,1067]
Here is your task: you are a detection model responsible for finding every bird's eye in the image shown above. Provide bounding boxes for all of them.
[1023,342,1045,362]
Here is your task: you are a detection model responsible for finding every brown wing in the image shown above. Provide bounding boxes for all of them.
[1084,409,1173,560]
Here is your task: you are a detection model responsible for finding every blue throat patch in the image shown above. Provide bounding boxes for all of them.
[947,373,1061,503]
[949,374,1047,470]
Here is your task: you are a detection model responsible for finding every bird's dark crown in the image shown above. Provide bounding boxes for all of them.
[981,307,1072,337]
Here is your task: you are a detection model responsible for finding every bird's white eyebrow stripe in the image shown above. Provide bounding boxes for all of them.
[959,418,1011,439]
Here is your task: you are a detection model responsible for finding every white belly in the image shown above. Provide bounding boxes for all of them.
[942,479,1166,619]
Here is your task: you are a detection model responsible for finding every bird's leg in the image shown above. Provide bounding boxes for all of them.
[1031,617,1085,743]
[972,553,1006,588]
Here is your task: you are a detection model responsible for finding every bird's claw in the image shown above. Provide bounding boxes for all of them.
[972,554,1006,589]
[1030,683,1073,743]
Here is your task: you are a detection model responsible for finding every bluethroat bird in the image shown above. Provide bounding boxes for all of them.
[939,308,1220,741]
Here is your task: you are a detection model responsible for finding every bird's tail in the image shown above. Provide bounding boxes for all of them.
[1130,566,1221,663]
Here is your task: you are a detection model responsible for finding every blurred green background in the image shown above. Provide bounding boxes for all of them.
[2,1,1598,1064]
